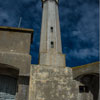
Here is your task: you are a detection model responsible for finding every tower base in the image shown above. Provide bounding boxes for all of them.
[29,65,79,100]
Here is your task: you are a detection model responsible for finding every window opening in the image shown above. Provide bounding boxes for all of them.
[51,27,53,32]
[51,41,54,48]
[79,86,89,93]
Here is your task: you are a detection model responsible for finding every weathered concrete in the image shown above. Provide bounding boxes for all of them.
[39,0,66,67]
[72,62,100,100]
[29,65,79,100]
[29,0,80,100]
[39,52,66,66]
[0,26,33,54]
[40,0,62,54]
[0,26,33,76]
[16,76,29,100]
[0,26,33,100]
[72,62,99,79]
[0,0,99,100]
[0,52,31,76]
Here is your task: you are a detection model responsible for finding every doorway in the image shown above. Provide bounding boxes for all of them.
[0,75,17,100]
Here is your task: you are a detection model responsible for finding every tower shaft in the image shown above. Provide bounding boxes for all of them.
[40,0,61,53]
[39,0,65,66]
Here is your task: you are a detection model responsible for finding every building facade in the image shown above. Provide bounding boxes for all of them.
[0,0,99,100]
[0,27,33,100]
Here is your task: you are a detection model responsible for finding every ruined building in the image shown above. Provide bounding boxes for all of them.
[0,0,99,100]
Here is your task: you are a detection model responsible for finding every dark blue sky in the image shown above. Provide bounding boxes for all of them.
[0,0,99,67]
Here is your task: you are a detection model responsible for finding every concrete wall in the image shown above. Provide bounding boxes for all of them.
[0,26,33,100]
[29,65,79,100]
[72,62,99,100]
[72,62,99,79]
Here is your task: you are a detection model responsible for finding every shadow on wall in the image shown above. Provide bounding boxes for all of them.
[76,73,99,100]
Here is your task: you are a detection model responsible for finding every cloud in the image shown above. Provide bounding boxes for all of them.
[59,0,99,66]
[0,0,41,28]
[68,48,98,59]
[0,0,99,66]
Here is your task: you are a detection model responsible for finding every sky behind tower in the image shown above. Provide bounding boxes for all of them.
[0,0,99,67]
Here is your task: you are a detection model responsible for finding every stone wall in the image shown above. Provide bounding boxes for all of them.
[72,62,99,100]
[29,65,79,100]
[0,26,33,100]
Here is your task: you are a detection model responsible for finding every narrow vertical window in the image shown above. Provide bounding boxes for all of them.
[51,41,54,48]
[51,27,53,32]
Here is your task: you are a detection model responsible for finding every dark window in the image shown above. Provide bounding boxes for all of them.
[51,41,54,48]
[85,86,89,92]
[79,86,89,93]
[79,86,84,93]
[51,27,53,32]
[0,75,17,99]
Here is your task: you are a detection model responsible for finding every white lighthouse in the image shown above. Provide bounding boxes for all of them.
[39,0,66,66]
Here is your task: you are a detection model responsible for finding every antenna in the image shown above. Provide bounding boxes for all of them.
[18,17,22,28]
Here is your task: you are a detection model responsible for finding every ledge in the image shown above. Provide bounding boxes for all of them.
[72,61,99,70]
[0,26,34,33]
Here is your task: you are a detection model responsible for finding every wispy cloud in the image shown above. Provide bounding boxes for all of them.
[59,0,99,66]
[0,0,99,66]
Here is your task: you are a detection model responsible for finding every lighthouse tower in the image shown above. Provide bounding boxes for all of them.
[29,0,79,100]
[39,0,65,66]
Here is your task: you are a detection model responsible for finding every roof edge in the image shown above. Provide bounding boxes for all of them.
[0,26,34,33]
[72,61,100,70]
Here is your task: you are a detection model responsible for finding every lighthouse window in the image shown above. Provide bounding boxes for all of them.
[51,41,54,48]
[51,27,53,32]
